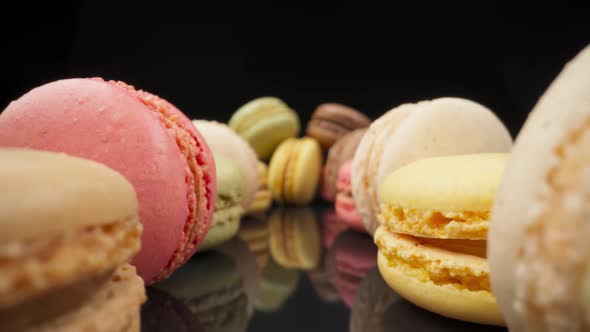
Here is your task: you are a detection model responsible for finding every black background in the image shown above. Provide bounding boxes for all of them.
[2,2,589,136]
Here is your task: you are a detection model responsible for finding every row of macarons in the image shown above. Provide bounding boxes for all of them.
[346,44,590,332]
[1,43,589,332]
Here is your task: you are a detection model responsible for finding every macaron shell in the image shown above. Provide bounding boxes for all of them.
[489,45,590,332]
[376,98,512,186]
[380,154,508,212]
[375,228,503,326]
[0,78,195,284]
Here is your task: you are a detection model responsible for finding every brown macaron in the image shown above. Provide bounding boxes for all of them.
[306,103,370,150]
[322,128,367,201]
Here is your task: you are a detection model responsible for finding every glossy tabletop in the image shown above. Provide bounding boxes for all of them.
[141,205,508,332]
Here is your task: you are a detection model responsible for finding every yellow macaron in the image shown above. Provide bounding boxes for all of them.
[268,137,323,204]
[268,207,322,270]
[375,153,508,326]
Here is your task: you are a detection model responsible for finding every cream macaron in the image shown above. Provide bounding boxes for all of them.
[352,98,512,235]
[0,149,145,332]
[489,45,590,332]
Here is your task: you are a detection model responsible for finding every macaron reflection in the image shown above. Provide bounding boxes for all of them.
[380,297,507,332]
[238,214,271,268]
[141,288,203,332]
[349,268,399,332]
[319,208,349,249]
[269,207,322,270]
[154,251,249,332]
[331,230,377,307]
[255,257,300,312]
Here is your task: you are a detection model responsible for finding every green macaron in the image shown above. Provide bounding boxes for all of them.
[229,97,300,160]
[200,154,245,251]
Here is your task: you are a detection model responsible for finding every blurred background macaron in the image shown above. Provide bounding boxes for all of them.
[255,257,300,313]
[229,97,300,160]
[246,161,273,215]
[0,149,145,331]
[269,207,322,270]
[155,251,249,332]
[335,160,365,232]
[352,97,512,235]
[306,103,370,150]
[199,154,246,251]
[268,137,323,205]
[322,128,366,202]
[0,78,217,285]
[193,120,259,210]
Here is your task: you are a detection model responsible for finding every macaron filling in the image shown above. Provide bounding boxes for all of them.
[107,80,211,281]
[380,205,489,239]
[233,106,288,134]
[0,216,141,308]
[375,230,490,293]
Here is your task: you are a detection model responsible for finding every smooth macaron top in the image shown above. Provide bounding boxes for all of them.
[193,120,259,209]
[229,97,300,160]
[0,149,138,242]
[306,103,370,149]
[489,45,590,332]
[380,153,508,212]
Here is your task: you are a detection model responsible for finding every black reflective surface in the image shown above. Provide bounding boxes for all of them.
[141,205,508,332]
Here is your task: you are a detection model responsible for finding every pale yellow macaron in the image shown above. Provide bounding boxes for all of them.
[0,148,145,331]
[375,153,508,326]
[489,45,590,332]
[268,137,323,204]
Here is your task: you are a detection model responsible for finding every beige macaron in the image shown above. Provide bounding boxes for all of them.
[0,148,145,332]
[352,98,512,235]
[489,45,590,332]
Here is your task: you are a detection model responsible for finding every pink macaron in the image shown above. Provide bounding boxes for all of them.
[332,231,377,307]
[335,160,365,232]
[0,78,217,285]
